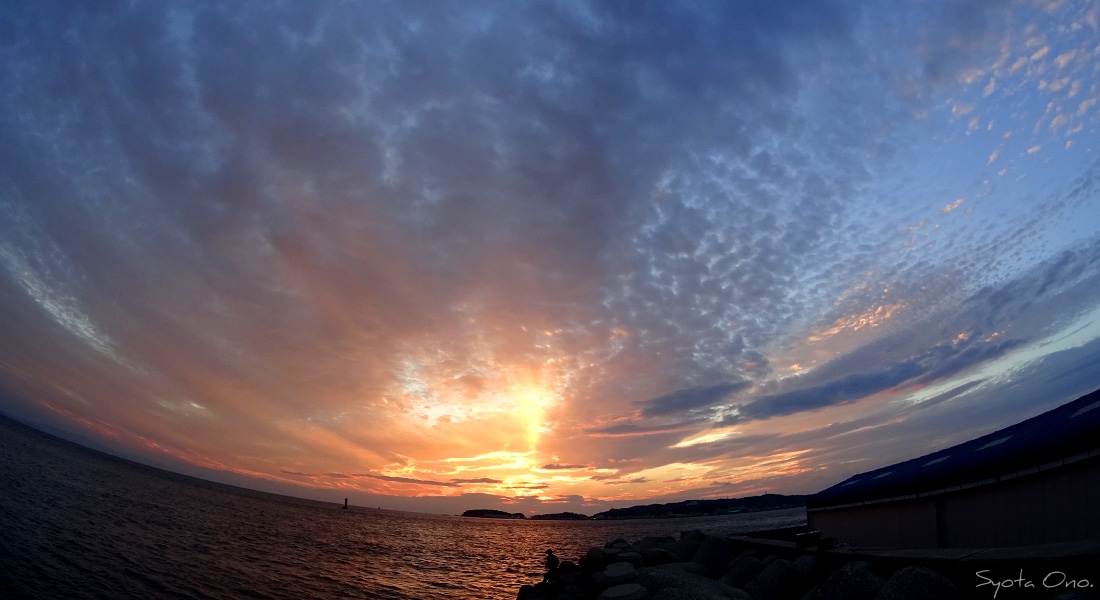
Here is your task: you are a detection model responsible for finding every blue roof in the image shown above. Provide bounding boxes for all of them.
[807,387,1100,509]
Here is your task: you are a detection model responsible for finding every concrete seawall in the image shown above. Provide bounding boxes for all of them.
[518,527,1099,600]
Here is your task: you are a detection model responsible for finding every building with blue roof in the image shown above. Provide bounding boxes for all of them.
[807,387,1100,548]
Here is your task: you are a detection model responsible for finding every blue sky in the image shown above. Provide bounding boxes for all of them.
[1,0,1099,514]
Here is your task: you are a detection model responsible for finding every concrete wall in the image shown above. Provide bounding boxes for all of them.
[808,457,1100,548]
[808,497,938,548]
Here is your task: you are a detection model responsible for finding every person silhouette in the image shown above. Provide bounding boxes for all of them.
[542,549,559,583]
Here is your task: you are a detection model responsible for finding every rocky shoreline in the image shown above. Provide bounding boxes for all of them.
[517,528,1098,600]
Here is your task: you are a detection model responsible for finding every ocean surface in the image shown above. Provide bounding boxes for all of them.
[0,415,806,600]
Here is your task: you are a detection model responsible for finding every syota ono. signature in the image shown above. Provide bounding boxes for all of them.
[975,569,1094,599]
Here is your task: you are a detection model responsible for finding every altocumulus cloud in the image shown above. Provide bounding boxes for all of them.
[0,0,1099,509]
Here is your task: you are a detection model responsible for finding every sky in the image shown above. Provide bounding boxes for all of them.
[2,0,1100,515]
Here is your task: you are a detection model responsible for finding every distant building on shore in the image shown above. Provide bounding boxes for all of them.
[807,387,1100,548]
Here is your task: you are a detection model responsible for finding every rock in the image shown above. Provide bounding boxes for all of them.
[803,561,886,600]
[600,583,650,600]
[793,555,819,578]
[587,573,612,596]
[605,547,626,561]
[605,561,640,585]
[681,529,707,543]
[607,538,632,549]
[729,549,758,566]
[639,547,680,567]
[691,535,731,578]
[761,555,778,568]
[652,588,750,600]
[652,562,710,576]
[718,556,764,588]
[558,584,584,600]
[638,565,746,600]
[671,539,703,562]
[841,561,875,574]
[517,584,543,600]
[872,566,958,600]
[618,551,644,569]
[636,535,677,550]
[587,547,606,563]
[743,558,806,600]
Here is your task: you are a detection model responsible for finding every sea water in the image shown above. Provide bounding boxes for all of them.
[0,416,806,600]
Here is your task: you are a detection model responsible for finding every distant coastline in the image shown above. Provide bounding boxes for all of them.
[462,493,807,520]
[461,509,527,519]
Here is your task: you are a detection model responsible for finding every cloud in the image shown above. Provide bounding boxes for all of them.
[540,463,587,470]
[733,360,925,423]
[350,473,461,487]
[911,380,985,411]
[282,469,461,487]
[1,0,1099,509]
[637,381,750,418]
[718,240,1100,426]
[585,421,703,438]
[910,0,1014,88]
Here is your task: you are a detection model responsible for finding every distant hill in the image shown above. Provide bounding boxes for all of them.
[529,511,590,520]
[590,493,806,520]
[461,509,526,519]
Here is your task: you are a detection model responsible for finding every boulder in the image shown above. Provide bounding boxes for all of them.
[671,539,703,562]
[605,561,640,585]
[680,529,707,543]
[728,549,758,567]
[517,584,543,600]
[607,538,632,549]
[618,551,645,569]
[639,547,680,567]
[587,573,613,596]
[636,535,677,550]
[652,588,750,600]
[841,561,875,574]
[793,555,819,579]
[652,562,709,576]
[558,585,584,600]
[691,535,731,578]
[638,565,747,599]
[743,558,806,600]
[872,566,958,600]
[600,583,650,600]
[803,561,886,600]
[718,556,764,588]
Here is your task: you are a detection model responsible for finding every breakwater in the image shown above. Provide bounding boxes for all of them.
[519,527,1100,600]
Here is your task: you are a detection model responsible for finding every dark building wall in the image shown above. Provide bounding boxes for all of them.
[808,457,1100,548]
[938,456,1100,547]
[808,498,937,548]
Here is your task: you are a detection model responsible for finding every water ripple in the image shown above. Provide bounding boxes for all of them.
[0,417,806,600]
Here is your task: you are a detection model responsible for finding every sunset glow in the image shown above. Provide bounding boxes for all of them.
[2,0,1100,514]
